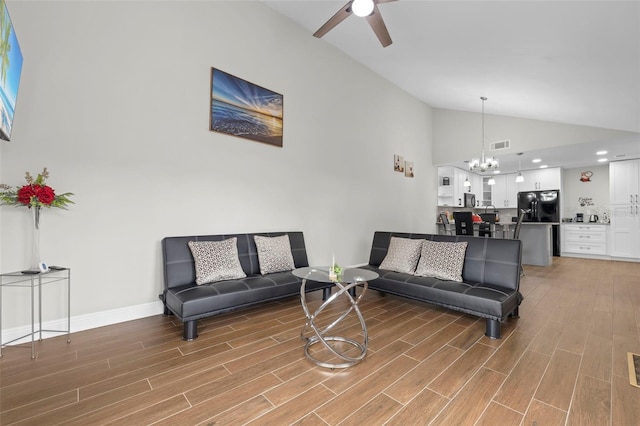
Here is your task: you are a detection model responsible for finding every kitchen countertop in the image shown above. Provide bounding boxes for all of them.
[437,222,560,226]
[561,222,610,226]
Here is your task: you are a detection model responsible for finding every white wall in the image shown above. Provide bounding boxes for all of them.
[0,1,435,330]
[432,108,638,166]
[562,164,610,220]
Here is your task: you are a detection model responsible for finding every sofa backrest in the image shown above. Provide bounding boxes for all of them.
[368,231,522,291]
[162,231,309,290]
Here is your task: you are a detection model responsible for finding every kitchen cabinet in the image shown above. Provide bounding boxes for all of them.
[491,173,518,208]
[482,177,493,207]
[610,159,639,204]
[437,166,476,207]
[518,167,561,191]
[562,224,608,257]
[437,166,455,207]
[609,160,640,259]
[471,173,482,206]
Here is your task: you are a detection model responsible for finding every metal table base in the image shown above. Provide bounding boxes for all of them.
[0,268,71,359]
[299,277,369,369]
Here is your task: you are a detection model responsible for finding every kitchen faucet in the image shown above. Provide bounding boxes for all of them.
[484,205,497,213]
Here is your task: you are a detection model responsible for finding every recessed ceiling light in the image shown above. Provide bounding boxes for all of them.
[596,150,608,155]
[539,165,548,169]
[598,158,608,162]
[493,170,501,174]
[532,159,542,163]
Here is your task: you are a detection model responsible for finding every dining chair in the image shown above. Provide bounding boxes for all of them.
[453,211,474,236]
[478,213,496,238]
[439,213,453,235]
[513,209,529,275]
[513,209,528,240]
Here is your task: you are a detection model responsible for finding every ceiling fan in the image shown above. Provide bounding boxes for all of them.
[313,0,398,48]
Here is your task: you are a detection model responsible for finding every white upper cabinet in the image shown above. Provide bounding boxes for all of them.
[610,159,639,205]
[471,174,483,206]
[518,167,561,191]
[491,174,518,208]
[437,166,455,207]
[437,166,481,207]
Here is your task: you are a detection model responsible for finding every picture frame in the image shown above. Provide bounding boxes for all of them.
[210,68,283,147]
[405,161,414,177]
[394,154,404,172]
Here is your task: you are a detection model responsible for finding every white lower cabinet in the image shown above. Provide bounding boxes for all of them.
[562,224,608,257]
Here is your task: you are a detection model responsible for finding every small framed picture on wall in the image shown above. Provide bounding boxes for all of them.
[394,154,404,172]
[405,161,414,177]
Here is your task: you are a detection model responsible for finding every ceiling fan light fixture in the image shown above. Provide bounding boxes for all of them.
[352,0,374,17]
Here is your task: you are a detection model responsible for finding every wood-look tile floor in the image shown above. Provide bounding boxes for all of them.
[1,257,639,425]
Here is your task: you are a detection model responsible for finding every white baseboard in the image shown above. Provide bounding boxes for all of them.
[1,301,165,346]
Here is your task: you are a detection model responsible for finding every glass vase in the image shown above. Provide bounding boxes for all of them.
[30,206,41,271]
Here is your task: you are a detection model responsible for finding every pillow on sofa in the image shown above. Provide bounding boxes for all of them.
[188,238,247,285]
[379,237,424,274]
[254,234,296,274]
[414,240,468,282]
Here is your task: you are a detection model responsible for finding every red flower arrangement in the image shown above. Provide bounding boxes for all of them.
[0,168,74,209]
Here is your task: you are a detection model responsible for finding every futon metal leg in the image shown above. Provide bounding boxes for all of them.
[510,307,520,319]
[485,319,501,339]
[183,321,198,341]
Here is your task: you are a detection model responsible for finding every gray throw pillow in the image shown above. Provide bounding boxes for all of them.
[414,240,468,282]
[379,237,424,274]
[254,234,296,275]
[188,238,247,285]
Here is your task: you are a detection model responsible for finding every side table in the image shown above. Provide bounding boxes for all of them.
[293,266,378,368]
[0,267,71,359]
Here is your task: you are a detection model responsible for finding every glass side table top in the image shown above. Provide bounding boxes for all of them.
[292,266,378,284]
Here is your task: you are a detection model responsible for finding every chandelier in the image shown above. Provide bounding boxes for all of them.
[469,96,499,172]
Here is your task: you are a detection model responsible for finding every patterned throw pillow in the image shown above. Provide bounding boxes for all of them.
[379,237,424,274]
[414,240,468,282]
[254,234,296,275]
[188,238,247,285]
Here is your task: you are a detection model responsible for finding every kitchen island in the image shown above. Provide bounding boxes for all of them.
[437,221,557,266]
[519,223,555,266]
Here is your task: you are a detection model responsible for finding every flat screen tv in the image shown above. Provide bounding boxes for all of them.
[0,0,23,141]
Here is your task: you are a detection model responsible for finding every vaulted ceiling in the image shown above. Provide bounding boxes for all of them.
[264,1,640,172]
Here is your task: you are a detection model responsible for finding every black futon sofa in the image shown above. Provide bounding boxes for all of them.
[360,231,523,339]
[161,231,333,340]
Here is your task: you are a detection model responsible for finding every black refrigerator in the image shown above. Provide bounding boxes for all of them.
[517,190,560,256]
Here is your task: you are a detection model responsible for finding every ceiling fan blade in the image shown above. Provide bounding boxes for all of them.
[366,4,393,47]
[375,0,399,4]
[313,1,353,39]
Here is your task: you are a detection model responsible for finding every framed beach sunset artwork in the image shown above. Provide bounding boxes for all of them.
[210,68,283,147]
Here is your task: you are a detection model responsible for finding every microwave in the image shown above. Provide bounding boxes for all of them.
[464,193,476,208]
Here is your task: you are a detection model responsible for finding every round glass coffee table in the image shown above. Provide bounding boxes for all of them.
[293,266,379,368]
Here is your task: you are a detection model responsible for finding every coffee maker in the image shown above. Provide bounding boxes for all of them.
[576,213,584,222]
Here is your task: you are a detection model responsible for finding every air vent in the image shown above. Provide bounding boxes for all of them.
[490,139,511,151]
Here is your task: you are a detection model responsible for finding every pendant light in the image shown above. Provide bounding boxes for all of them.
[464,177,471,187]
[515,152,525,183]
[469,97,499,172]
